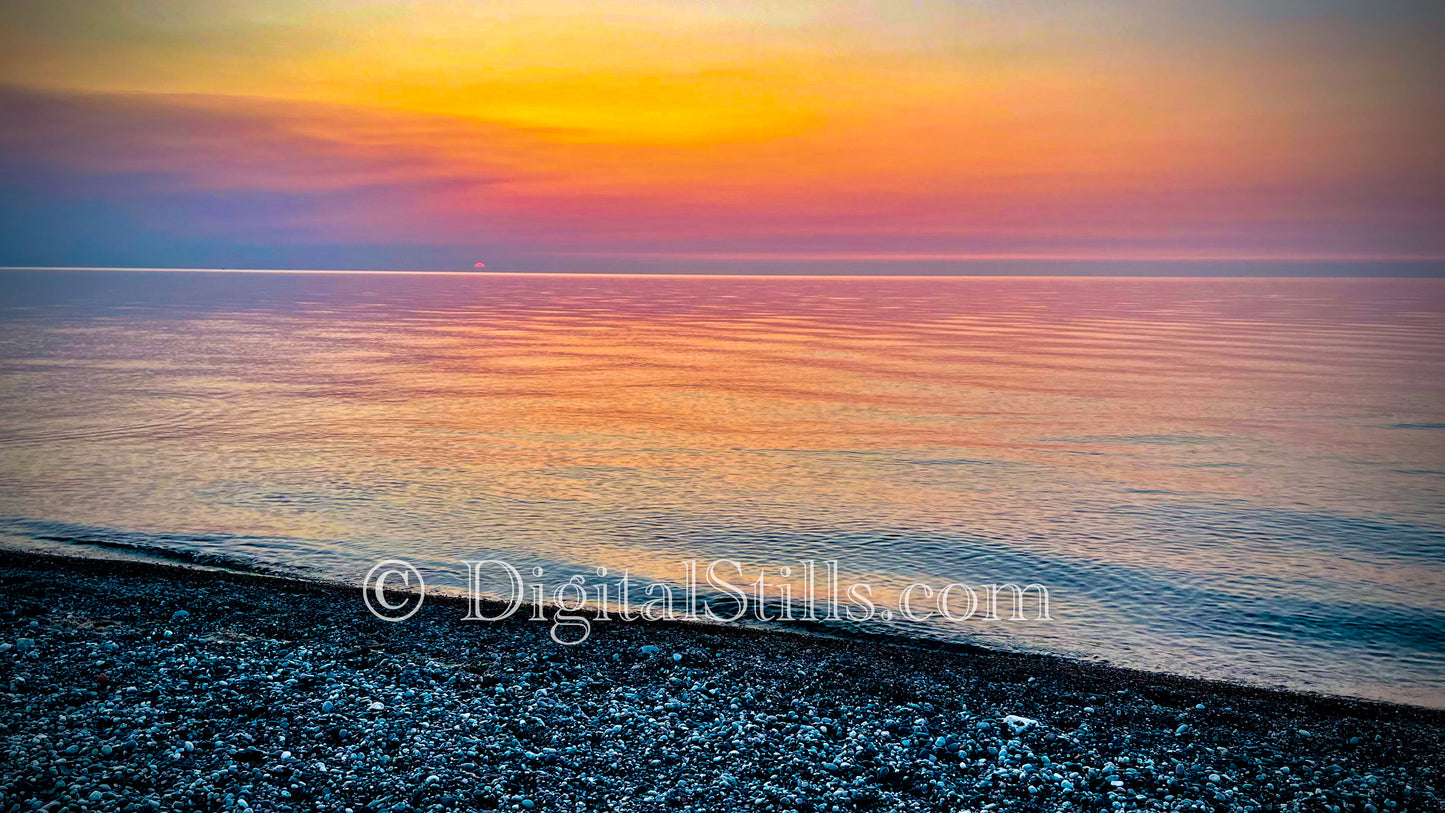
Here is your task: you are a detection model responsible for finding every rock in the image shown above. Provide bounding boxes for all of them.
[1003,715,1039,734]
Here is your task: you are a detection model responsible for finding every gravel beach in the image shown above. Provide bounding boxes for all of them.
[1,549,1440,813]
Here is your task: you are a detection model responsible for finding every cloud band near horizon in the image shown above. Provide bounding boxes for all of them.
[1,1,1442,272]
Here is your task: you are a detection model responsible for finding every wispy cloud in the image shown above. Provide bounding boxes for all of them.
[1,1,1442,269]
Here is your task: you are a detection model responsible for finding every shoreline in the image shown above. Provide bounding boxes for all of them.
[2,548,1440,811]
[12,532,1439,712]
[8,541,1436,714]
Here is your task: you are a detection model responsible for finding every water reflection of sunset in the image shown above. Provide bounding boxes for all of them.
[2,271,1442,704]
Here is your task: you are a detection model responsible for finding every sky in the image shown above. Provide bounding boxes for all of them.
[1,0,1442,273]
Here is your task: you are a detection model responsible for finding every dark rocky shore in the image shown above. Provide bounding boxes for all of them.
[1,550,1440,813]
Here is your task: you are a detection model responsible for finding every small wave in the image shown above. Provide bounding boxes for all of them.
[0,388,273,450]
[0,518,306,578]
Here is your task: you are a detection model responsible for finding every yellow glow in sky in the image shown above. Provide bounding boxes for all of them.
[1,0,1441,264]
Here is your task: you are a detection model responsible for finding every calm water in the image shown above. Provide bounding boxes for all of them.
[2,270,1443,706]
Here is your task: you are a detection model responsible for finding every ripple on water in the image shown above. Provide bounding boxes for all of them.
[1,272,1443,706]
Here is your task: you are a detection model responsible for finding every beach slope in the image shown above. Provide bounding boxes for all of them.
[1,550,1439,812]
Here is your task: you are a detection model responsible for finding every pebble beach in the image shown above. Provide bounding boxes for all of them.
[2,549,1441,813]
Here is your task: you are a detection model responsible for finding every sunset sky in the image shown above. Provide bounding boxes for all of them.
[1,1,1442,273]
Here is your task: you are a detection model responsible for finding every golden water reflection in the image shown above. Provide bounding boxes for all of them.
[1,272,1443,705]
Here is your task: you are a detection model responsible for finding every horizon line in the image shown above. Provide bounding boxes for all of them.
[549,252,1445,263]
[3,265,1444,280]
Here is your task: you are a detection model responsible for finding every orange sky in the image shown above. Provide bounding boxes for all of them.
[1,1,1442,271]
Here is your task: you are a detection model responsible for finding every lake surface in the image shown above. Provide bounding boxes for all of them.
[2,269,1443,706]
